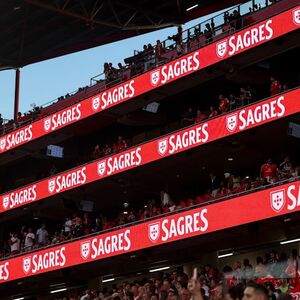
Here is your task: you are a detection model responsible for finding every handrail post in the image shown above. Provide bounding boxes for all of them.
[14,68,20,121]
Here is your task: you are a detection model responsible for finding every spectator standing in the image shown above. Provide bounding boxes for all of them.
[218,94,230,114]
[9,233,21,255]
[208,106,218,118]
[194,110,207,123]
[260,159,278,183]
[24,228,35,251]
[36,224,49,247]
[270,77,282,95]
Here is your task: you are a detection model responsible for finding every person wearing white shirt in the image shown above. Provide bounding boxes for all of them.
[36,224,49,246]
[24,228,35,251]
[9,233,20,254]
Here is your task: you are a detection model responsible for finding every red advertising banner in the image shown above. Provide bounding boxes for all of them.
[1,88,300,213]
[0,178,299,283]
[0,6,299,155]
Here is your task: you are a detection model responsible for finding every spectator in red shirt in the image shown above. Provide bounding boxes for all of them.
[195,195,205,204]
[208,106,218,118]
[155,40,163,63]
[194,110,207,123]
[218,94,230,114]
[113,136,127,152]
[260,159,278,182]
[270,77,282,95]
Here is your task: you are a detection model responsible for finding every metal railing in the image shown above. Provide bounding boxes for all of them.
[1,175,298,261]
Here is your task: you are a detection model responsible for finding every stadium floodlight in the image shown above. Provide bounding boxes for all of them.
[280,238,300,245]
[50,288,67,294]
[13,297,24,300]
[149,266,170,273]
[186,4,199,11]
[103,278,115,283]
[218,252,233,259]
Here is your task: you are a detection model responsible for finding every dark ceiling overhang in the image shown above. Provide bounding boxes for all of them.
[0,0,247,69]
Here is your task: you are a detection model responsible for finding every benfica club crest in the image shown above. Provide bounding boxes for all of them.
[97,160,106,176]
[158,139,168,156]
[92,97,100,111]
[293,8,300,25]
[44,117,51,132]
[23,257,31,274]
[150,70,160,86]
[80,241,91,260]
[0,138,6,151]
[148,222,160,243]
[216,40,227,58]
[226,113,238,132]
[2,196,9,210]
[270,189,285,212]
[48,179,56,193]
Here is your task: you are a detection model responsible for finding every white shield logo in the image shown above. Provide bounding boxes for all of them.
[92,97,100,111]
[48,179,56,193]
[97,160,106,176]
[226,114,238,132]
[80,241,91,260]
[0,138,6,151]
[270,189,285,212]
[148,222,160,243]
[158,139,168,156]
[44,118,51,132]
[150,70,160,86]
[216,40,227,58]
[2,196,9,209]
[293,9,300,25]
[23,257,31,274]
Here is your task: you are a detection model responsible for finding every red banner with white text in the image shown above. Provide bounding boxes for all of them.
[1,88,300,213]
[0,6,299,154]
[0,178,299,283]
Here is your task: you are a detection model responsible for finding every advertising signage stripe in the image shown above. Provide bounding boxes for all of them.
[0,6,299,155]
[0,178,300,283]
[1,89,300,213]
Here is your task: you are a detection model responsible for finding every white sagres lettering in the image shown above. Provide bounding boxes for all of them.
[45,103,82,132]
[106,147,142,176]
[100,80,135,110]
[226,96,285,133]
[238,96,285,130]
[50,167,87,194]
[31,247,66,274]
[287,184,300,211]
[228,19,273,56]
[91,229,131,259]
[5,125,33,151]
[160,52,200,85]
[160,124,209,156]
[0,262,9,281]
[3,185,37,210]
[161,209,208,242]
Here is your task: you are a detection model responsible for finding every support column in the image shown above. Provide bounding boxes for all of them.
[14,68,20,121]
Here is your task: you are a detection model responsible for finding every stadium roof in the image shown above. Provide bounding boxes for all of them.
[0,0,246,69]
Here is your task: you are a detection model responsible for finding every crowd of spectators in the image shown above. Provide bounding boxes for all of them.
[92,136,128,160]
[0,75,290,196]
[55,248,300,300]
[181,76,289,127]
[2,154,299,259]
[0,0,275,136]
